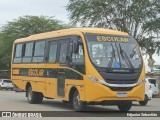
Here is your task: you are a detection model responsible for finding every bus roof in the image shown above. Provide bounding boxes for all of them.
[14,28,128,43]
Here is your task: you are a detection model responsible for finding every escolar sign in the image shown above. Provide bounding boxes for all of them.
[28,69,44,77]
[96,36,129,43]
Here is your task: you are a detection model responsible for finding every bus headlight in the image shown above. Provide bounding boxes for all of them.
[87,75,100,82]
[87,75,106,85]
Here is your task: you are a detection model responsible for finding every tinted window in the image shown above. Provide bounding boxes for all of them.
[32,41,45,62]
[15,44,23,57]
[72,44,84,64]
[71,38,85,74]
[24,43,33,57]
[22,43,33,63]
[48,44,57,63]
[148,79,156,84]
[86,34,142,69]
[59,43,68,63]
[3,80,12,83]
[34,41,45,56]
[14,44,23,63]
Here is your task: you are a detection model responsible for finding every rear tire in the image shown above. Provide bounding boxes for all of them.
[117,101,132,111]
[27,86,43,104]
[139,95,148,106]
[72,91,86,111]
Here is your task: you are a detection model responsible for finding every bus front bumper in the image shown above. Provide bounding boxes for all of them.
[85,82,145,102]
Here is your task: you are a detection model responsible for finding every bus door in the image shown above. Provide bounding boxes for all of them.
[57,39,70,97]
[57,72,65,97]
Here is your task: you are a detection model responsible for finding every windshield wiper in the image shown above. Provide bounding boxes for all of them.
[107,43,116,69]
[119,44,135,72]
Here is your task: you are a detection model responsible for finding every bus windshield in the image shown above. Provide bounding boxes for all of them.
[85,34,142,69]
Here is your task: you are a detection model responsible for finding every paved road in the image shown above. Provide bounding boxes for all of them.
[0,90,159,119]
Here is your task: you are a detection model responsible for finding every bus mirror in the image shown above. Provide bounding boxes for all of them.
[73,41,79,54]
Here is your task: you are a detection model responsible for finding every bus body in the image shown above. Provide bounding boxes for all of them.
[11,28,145,111]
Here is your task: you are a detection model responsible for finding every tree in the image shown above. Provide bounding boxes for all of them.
[0,15,69,69]
[67,0,160,62]
[0,33,8,69]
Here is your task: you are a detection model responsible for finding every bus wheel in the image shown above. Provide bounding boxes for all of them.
[72,91,86,111]
[139,95,148,106]
[27,86,43,104]
[117,101,132,111]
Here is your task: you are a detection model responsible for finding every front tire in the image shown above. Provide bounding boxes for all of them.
[72,91,86,111]
[139,95,148,106]
[117,101,132,111]
[27,86,43,104]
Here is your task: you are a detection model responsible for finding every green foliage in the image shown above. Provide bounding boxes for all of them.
[0,15,69,69]
[67,0,160,38]
[139,37,159,59]
[67,0,160,60]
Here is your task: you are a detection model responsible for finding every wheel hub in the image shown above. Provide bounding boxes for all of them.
[74,95,80,107]
[28,89,32,101]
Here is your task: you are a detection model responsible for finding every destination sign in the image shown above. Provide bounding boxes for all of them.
[96,36,129,43]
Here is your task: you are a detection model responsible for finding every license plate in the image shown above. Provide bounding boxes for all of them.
[117,93,127,97]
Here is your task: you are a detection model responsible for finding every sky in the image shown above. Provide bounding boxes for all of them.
[0,0,159,65]
[0,0,69,26]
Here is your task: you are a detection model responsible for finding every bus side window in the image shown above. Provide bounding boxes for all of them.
[59,42,68,64]
[72,44,84,64]
[71,38,85,74]
[13,44,23,63]
[22,42,33,63]
[32,41,45,63]
[48,44,57,63]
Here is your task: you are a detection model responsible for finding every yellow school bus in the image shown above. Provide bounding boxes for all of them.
[11,28,145,111]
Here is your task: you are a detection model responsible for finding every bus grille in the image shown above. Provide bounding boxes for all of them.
[108,87,134,91]
[105,79,137,84]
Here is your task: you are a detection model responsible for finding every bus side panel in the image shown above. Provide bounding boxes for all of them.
[12,79,26,91]
[29,80,46,94]
[65,80,86,101]
[45,64,58,98]
[12,76,46,94]
[45,78,57,98]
